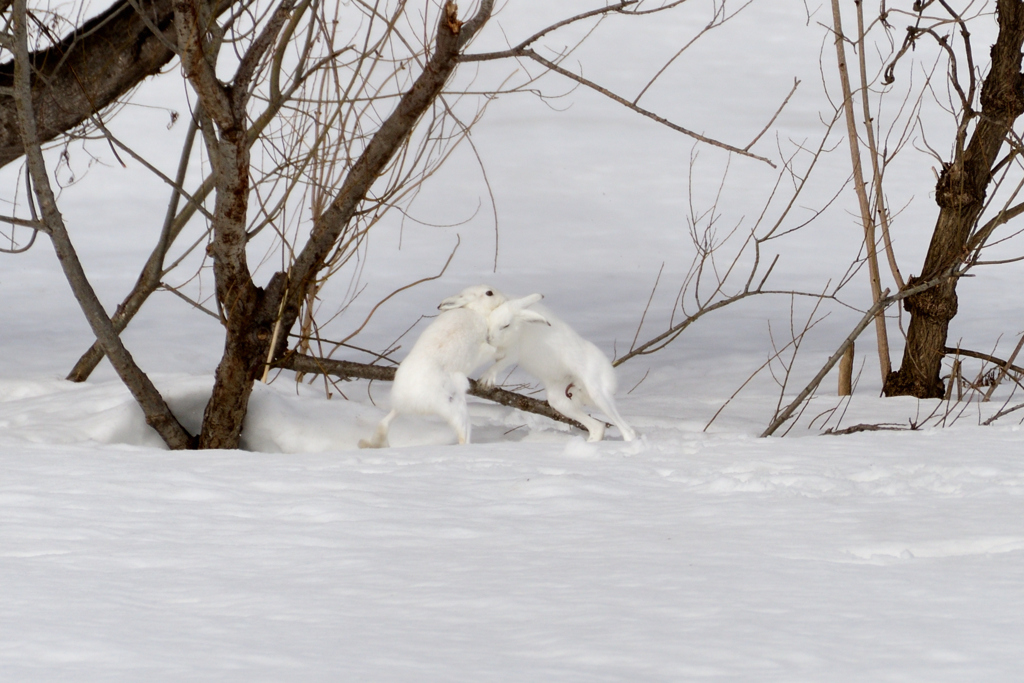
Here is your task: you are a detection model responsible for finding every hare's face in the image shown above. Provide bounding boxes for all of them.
[438,285,507,315]
[485,295,548,347]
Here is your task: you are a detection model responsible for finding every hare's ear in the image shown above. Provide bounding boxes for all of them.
[518,309,550,326]
[508,293,543,310]
[437,294,465,311]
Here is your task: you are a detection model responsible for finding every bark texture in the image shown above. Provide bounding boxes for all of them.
[0,0,185,169]
[884,0,1024,398]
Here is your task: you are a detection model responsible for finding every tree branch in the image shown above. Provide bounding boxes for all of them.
[0,0,235,169]
[276,353,589,433]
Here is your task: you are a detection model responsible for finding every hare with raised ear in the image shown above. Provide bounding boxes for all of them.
[482,294,637,442]
[358,285,507,448]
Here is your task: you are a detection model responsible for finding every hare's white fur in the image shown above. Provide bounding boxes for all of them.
[359,285,507,448]
[481,294,637,442]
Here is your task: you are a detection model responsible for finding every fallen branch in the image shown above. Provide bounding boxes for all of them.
[982,401,1024,426]
[823,423,907,435]
[276,352,589,432]
[944,346,1024,378]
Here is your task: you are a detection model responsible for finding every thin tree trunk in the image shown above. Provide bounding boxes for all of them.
[884,0,1024,398]
[197,1,494,448]
[838,342,854,396]
[172,0,294,448]
[10,0,195,449]
[830,0,890,383]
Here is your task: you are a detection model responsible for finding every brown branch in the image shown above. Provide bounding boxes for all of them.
[519,49,776,168]
[276,353,589,432]
[460,0,688,62]
[172,0,233,126]
[944,346,1024,377]
[615,288,834,367]
[824,423,907,435]
[281,0,495,338]
[762,268,961,437]
[0,0,240,169]
[855,0,905,291]
[982,401,1024,426]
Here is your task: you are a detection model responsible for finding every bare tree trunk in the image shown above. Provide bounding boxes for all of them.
[838,342,854,396]
[9,0,195,449]
[175,0,494,449]
[830,0,891,383]
[884,0,1024,398]
[172,0,295,448]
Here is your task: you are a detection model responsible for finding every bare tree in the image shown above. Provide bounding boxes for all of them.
[4,0,785,449]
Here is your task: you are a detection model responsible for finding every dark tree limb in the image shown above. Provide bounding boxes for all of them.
[944,346,1024,378]
[172,0,297,449]
[279,0,496,337]
[277,353,589,433]
[0,0,177,168]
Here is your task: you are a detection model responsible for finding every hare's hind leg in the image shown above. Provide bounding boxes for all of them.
[548,382,606,442]
[359,410,397,449]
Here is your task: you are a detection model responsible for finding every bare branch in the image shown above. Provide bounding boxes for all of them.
[762,268,963,437]
[276,353,589,433]
[519,49,776,167]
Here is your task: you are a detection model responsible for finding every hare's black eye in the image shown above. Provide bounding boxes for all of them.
[486,290,493,296]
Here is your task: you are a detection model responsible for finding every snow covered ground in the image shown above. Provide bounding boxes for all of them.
[2,1,1024,680]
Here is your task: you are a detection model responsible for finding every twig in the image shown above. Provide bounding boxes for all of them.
[982,401,1024,426]
[823,423,907,435]
[762,289,891,438]
[521,49,776,168]
[982,333,1024,401]
[337,236,460,346]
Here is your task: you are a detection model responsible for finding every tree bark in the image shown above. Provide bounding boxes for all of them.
[172,0,293,449]
[0,0,178,168]
[884,0,1024,398]
[200,1,492,449]
[278,1,494,337]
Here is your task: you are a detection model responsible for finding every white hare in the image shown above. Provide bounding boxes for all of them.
[359,285,507,448]
[481,294,637,442]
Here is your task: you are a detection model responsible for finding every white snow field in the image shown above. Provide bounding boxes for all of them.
[2,1,1024,681]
